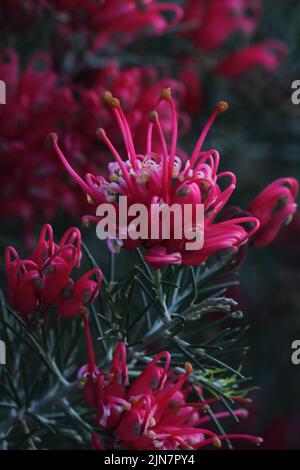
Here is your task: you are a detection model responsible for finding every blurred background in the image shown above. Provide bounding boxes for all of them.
[0,0,300,449]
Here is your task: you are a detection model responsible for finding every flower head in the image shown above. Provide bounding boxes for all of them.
[0,51,188,243]
[50,88,259,269]
[5,224,102,320]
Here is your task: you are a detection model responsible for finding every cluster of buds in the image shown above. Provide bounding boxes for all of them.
[77,322,263,450]
[5,224,102,320]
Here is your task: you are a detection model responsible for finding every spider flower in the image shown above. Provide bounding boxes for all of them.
[50,88,259,269]
[5,224,102,319]
[52,0,183,51]
[247,178,298,247]
[78,339,263,450]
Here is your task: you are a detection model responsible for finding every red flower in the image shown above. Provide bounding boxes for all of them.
[5,224,102,319]
[50,88,259,269]
[247,178,298,247]
[79,341,263,450]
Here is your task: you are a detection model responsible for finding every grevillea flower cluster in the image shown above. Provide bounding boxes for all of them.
[78,317,263,450]
[5,224,102,320]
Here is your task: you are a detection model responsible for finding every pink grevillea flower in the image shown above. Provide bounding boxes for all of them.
[5,224,102,319]
[217,40,287,78]
[184,0,261,53]
[50,88,259,269]
[51,0,183,51]
[79,340,263,450]
[76,64,190,154]
[247,178,298,248]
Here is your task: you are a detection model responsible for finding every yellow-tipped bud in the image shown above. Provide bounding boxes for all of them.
[81,218,90,228]
[111,97,120,108]
[217,101,229,113]
[87,194,94,205]
[161,87,172,101]
[78,376,88,388]
[102,90,113,104]
[78,307,87,317]
[184,362,193,373]
[96,127,106,140]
